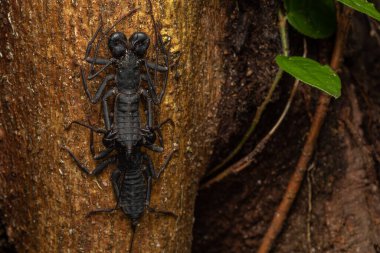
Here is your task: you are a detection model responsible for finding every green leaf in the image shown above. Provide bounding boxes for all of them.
[338,0,380,21]
[284,0,336,39]
[276,56,341,98]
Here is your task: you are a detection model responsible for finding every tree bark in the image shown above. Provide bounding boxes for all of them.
[3,1,380,253]
[0,0,226,252]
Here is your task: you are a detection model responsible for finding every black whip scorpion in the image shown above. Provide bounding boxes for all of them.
[63,2,177,251]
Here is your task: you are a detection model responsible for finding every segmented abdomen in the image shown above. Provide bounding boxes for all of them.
[115,92,141,152]
[119,165,146,221]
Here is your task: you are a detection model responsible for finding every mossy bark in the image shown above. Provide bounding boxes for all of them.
[0,0,226,252]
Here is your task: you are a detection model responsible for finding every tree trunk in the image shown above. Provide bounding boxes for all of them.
[0,0,226,252]
[2,0,380,252]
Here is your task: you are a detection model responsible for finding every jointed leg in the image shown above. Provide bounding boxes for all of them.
[144,144,164,153]
[111,169,121,198]
[143,163,153,206]
[85,16,103,59]
[86,168,122,218]
[63,145,116,175]
[83,17,113,76]
[102,88,116,131]
[143,154,176,217]
[86,207,118,217]
[146,206,177,218]
[143,148,177,180]
[152,118,174,148]
[103,8,140,35]
[65,120,113,160]
[140,91,160,150]
[140,89,173,149]
[81,67,114,103]
[87,60,113,80]
[141,16,170,105]
[85,57,110,65]
[145,61,168,72]
[141,118,174,151]
[65,120,107,134]
[89,129,114,160]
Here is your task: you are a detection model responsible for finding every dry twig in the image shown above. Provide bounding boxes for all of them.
[256,6,354,253]
[205,11,289,178]
[201,39,307,189]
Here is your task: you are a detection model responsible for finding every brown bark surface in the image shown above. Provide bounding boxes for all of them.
[0,0,226,252]
[2,0,380,252]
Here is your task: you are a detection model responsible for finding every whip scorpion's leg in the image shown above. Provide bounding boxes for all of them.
[81,68,114,103]
[102,88,116,131]
[65,120,114,159]
[63,145,116,175]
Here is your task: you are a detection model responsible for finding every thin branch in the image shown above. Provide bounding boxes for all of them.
[256,6,353,253]
[306,163,315,253]
[205,10,288,178]
[201,39,307,189]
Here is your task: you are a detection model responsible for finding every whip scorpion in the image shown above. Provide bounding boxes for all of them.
[63,2,177,251]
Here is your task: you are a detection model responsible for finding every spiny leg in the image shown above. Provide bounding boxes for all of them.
[142,118,174,152]
[63,145,116,175]
[81,67,114,103]
[112,165,130,213]
[146,0,169,103]
[85,57,110,65]
[64,120,113,160]
[145,61,168,72]
[143,162,153,206]
[141,23,170,105]
[83,16,113,76]
[86,169,122,218]
[111,169,121,199]
[87,60,113,80]
[102,88,116,131]
[142,58,169,104]
[141,71,163,105]
[89,129,114,160]
[65,120,107,134]
[144,144,163,153]
[157,148,177,178]
[143,155,176,217]
[140,89,153,129]
[85,15,103,59]
[139,93,161,151]
[146,206,177,218]
[143,148,177,180]
[153,118,174,148]
[86,207,119,218]
[140,89,170,148]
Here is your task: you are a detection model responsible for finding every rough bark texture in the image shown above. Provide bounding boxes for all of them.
[0,0,226,252]
[2,0,380,252]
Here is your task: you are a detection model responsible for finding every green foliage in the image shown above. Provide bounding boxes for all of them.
[276,56,341,98]
[284,0,336,39]
[338,0,380,21]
